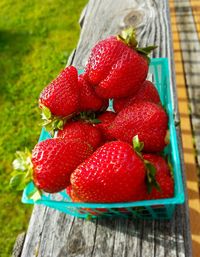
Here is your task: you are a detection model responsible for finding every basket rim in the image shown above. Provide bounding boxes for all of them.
[22,182,185,208]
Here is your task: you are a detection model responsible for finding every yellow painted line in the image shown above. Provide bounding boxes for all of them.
[169,1,200,256]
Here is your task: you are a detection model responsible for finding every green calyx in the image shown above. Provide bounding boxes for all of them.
[165,130,170,145]
[75,111,101,124]
[117,27,157,64]
[41,105,73,134]
[144,160,160,194]
[86,214,92,220]
[132,135,160,194]
[117,28,138,48]
[10,148,33,191]
[132,135,144,157]
[10,148,41,201]
[167,158,174,179]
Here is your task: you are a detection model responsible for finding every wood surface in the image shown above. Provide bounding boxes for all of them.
[169,0,200,256]
[17,0,193,256]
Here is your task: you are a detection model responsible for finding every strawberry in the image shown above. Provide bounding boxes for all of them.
[71,141,146,203]
[39,66,79,131]
[57,121,103,149]
[96,111,116,141]
[78,74,108,112]
[66,184,73,198]
[11,138,93,195]
[66,185,81,202]
[113,80,160,113]
[85,28,156,99]
[143,154,174,199]
[66,185,107,215]
[113,98,128,114]
[109,102,168,152]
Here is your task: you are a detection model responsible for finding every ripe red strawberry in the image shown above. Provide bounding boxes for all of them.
[11,138,93,194]
[32,138,93,193]
[96,111,116,141]
[85,28,156,99]
[66,185,107,215]
[66,185,81,202]
[142,154,174,199]
[78,74,108,112]
[113,98,128,114]
[71,141,146,203]
[113,80,160,113]
[39,66,79,131]
[57,121,103,149]
[109,102,168,152]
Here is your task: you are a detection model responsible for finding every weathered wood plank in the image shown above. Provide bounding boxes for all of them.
[19,1,192,256]
[169,1,200,256]
[79,5,88,28]
[67,49,76,66]
[12,232,26,257]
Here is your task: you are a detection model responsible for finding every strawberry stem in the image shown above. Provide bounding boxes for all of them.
[117,27,157,64]
[132,135,160,194]
[117,27,138,48]
[75,111,101,124]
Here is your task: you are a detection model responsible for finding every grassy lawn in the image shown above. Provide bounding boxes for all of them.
[0,0,87,256]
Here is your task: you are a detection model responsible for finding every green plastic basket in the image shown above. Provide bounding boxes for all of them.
[22,58,185,220]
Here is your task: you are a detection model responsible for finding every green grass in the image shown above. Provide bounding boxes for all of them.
[0,1,87,256]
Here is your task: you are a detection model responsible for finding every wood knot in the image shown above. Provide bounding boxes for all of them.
[123,10,143,27]
[62,230,86,256]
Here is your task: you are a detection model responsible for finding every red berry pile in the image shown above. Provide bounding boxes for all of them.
[11,28,174,206]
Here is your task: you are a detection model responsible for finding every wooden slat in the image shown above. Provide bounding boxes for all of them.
[169,1,200,256]
[18,1,193,256]
[189,0,200,167]
[190,0,200,40]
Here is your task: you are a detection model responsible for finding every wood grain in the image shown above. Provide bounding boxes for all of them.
[169,0,200,256]
[19,0,193,256]
[12,232,26,257]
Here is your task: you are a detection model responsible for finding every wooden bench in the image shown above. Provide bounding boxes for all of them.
[13,0,194,256]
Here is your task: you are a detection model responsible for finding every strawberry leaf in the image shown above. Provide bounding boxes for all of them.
[76,112,101,124]
[52,120,59,130]
[92,119,101,124]
[10,149,33,191]
[167,158,174,178]
[41,109,75,134]
[43,122,53,133]
[86,214,92,220]
[144,160,161,194]
[117,28,157,64]
[137,46,157,55]
[10,171,32,191]
[57,119,64,130]
[117,28,138,48]
[132,135,144,155]
[136,46,157,65]
[10,174,25,189]
[41,106,52,120]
